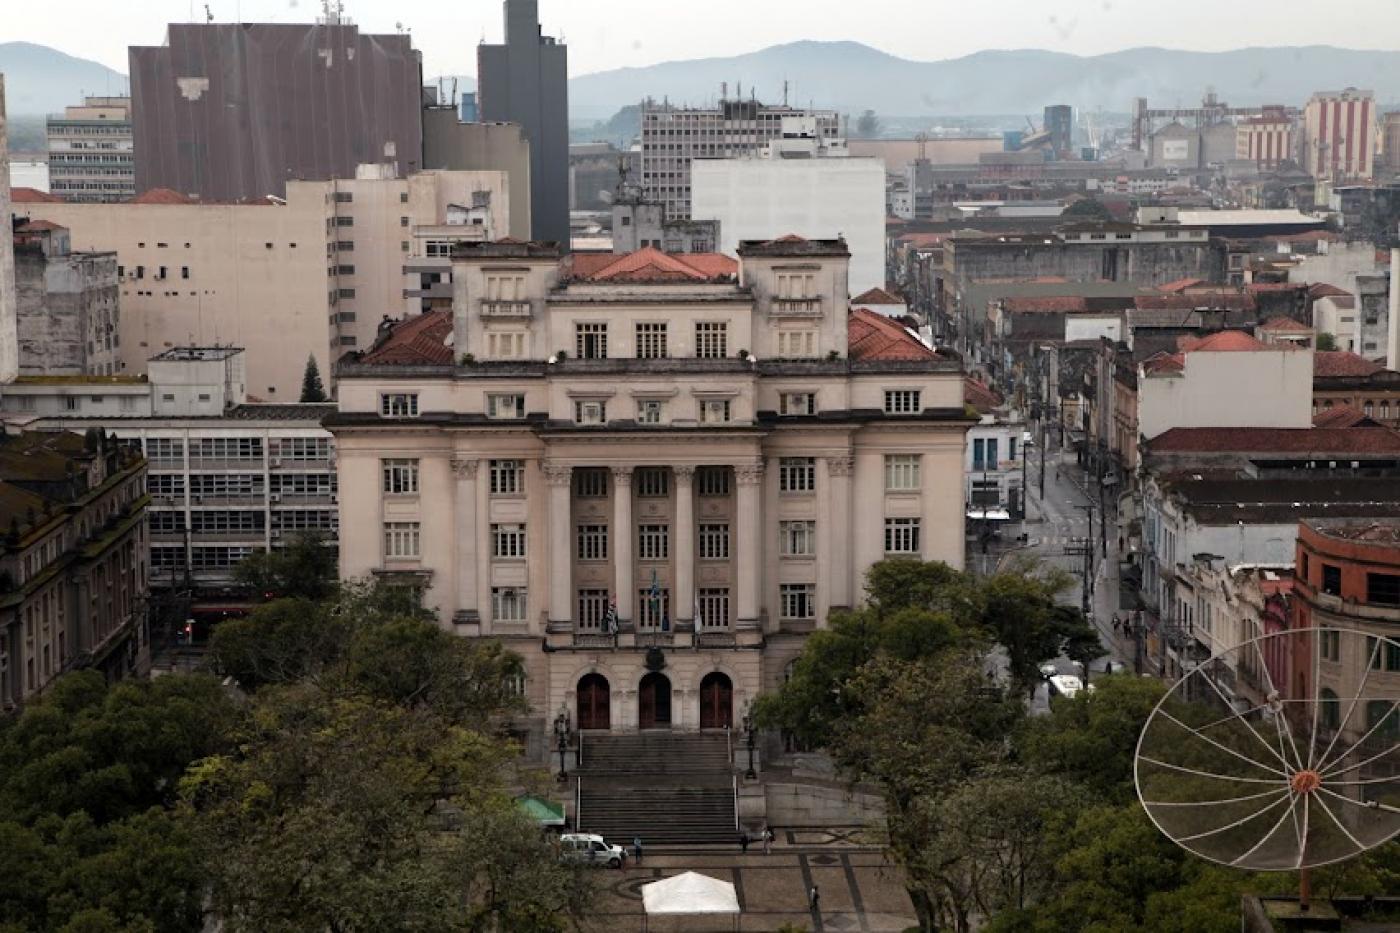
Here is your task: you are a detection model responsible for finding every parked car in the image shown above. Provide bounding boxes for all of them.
[558,833,626,868]
[1047,674,1086,699]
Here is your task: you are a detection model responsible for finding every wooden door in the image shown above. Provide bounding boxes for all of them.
[699,672,732,730]
[577,674,610,730]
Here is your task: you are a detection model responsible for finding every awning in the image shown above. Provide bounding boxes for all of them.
[967,508,1012,521]
[517,795,565,827]
[642,871,741,916]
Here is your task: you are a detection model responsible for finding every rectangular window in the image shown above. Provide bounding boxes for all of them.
[577,589,609,632]
[574,468,609,498]
[1321,564,1342,597]
[637,468,670,498]
[780,520,816,557]
[487,394,525,420]
[698,523,730,560]
[574,400,607,425]
[637,588,671,629]
[776,330,817,358]
[884,518,922,554]
[1320,626,1341,663]
[636,322,668,359]
[1367,573,1400,605]
[384,522,420,560]
[492,587,527,623]
[884,390,922,414]
[382,459,419,495]
[780,583,816,621]
[486,331,527,360]
[576,322,608,359]
[489,459,524,496]
[380,393,419,418]
[780,392,815,416]
[144,438,184,463]
[779,457,816,493]
[698,588,730,629]
[577,524,609,561]
[637,400,664,424]
[1368,635,1400,672]
[697,467,730,497]
[638,524,670,561]
[699,399,731,423]
[885,455,921,491]
[695,322,728,359]
[492,524,528,559]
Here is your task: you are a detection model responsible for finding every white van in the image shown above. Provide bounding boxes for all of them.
[558,833,626,868]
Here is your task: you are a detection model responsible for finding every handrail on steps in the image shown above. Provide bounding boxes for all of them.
[726,725,732,763]
[578,729,584,769]
[732,774,739,832]
[575,776,582,832]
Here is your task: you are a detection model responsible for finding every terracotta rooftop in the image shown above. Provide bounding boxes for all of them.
[1157,277,1205,293]
[1141,351,1185,375]
[1314,351,1385,379]
[15,220,66,233]
[851,287,904,306]
[10,187,65,204]
[847,309,938,362]
[567,248,737,283]
[1177,330,1270,352]
[1002,296,1088,314]
[360,311,454,366]
[1135,293,1257,312]
[1147,426,1400,455]
[1308,283,1352,299]
[131,188,196,205]
[1258,316,1313,333]
[964,378,1002,413]
[1246,282,1309,293]
[1313,405,1379,429]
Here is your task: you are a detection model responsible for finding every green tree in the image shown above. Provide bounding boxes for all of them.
[1061,198,1113,222]
[1315,331,1338,351]
[299,354,327,402]
[977,564,1091,698]
[233,531,337,601]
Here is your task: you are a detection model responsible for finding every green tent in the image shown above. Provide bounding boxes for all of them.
[518,795,565,827]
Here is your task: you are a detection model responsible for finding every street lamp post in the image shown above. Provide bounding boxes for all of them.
[742,706,757,780]
[554,708,570,783]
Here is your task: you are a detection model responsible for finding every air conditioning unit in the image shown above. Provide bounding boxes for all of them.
[269,494,281,504]
[270,458,282,468]
[331,494,339,504]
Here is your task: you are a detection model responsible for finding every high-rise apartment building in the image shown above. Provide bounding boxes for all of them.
[46,97,134,203]
[129,21,422,202]
[641,99,841,221]
[1236,107,1296,172]
[477,0,569,245]
[1303,88,1376,182]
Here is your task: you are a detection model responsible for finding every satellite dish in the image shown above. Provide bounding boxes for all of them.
[1135,627,1400,902]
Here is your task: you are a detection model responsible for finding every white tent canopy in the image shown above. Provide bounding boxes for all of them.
[641,871,741,916]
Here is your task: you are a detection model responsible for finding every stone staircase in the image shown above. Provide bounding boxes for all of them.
[576,733,738,845]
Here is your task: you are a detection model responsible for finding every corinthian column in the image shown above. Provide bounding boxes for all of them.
[734,460,764,627]
[611,467,634,623]
[451,458,480,623]
[673,466,695,626]
[543,462,573,624]
[826,454,855,613]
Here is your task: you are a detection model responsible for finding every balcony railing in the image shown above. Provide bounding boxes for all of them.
[480,300,532,318]
[770,297,823,316]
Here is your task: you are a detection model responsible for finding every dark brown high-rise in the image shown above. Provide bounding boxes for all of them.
[130,22,423,201]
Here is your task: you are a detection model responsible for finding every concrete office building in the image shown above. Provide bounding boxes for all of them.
[327,237,971,745]
[0,431,149,708]
[610,178,719,255]
[477,0,569,245]
[1383,112,1400,178]
[10,167,509,397]
[691,118,885,294]
[12,221,119,376]
[45,97,134,203]
[130,21,423,202]
[1303,89,1376,182]
[1043,105,1073,158]
[421,108,533,241]
[1236,108,1296,172]
[641,99,840,221]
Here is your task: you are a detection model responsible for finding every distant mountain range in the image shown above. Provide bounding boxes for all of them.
[0,42,127,115]
[568,40,1400,119]
[6,38,1400,125]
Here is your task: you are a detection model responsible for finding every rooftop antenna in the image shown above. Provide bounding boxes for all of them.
[783,79,789,107]
[204,3,212,22]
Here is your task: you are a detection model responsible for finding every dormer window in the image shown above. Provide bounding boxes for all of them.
[575,400,607,425]
[884,390,921,415]
[576,323,608,359]
[380,393,419,418]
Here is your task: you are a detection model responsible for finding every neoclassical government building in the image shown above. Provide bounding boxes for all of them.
[328,238,970,747]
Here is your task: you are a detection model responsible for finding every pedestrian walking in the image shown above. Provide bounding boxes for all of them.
[762,827,774,855]
[739,832,749,854]
[633,836,642,864]
[809,884,821,912]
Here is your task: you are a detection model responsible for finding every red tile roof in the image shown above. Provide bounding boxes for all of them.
[361,311,454,366]
[1178,330,1269,352]
[847,309,937,362]
[567,247,737,283]
[1135,293,1257,312]
[1141,351,1185,375]
[1002,296,1088,314]
[1247,282,1309,293]
[1313,405,1380,429]
[964,378,1002,413]
[1157,277,1205,293]
[14,220,66,233]
[1314,351,1385,379]
[1147,426,1400,454]
[1258,316,1313,333]
[131,188,195,205]
[10,187,65,203]
[852,287,903,305]
[1308,283,1352,299]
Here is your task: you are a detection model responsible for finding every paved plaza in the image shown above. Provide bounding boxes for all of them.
[583,829,917,933]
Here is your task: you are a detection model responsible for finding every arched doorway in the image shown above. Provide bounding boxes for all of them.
[699,672,733,730]
[639,672,672,729]
[577,673,611,730]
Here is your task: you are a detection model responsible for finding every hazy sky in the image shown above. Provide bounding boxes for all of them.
[11,0,1400,78]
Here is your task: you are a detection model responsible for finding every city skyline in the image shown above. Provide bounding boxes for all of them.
[8,0,1400,83]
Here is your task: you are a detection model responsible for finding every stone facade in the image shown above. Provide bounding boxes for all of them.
[13,223,119,376]
[328,238,971,752]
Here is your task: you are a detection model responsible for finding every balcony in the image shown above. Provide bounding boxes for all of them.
[480,300,532,318]
[403,283,452,301]
[769,297,823,317]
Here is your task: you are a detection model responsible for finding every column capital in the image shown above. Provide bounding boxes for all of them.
[450,458,479,479]
[734,461,765,486]
[542,462,574,487]
[673,465,696,484]
[826,455,855,478]
[610,465,634,486]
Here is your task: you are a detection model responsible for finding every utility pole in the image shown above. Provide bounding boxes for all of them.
[1064,537,1093,617]
[1076,504,1096,612]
